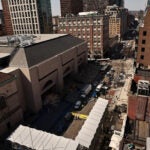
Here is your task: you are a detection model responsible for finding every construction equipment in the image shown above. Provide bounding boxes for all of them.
[71,112,88,120]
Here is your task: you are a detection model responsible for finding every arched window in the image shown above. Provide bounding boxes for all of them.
[63,67,70,74]
[42,80,53,90]
[0,96,6,110]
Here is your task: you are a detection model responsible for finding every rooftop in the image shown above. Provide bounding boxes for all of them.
[128,95,150,121]
[0,34,86,68]
[7,125,79,150]
[0,72,15,85]
[0,34,67,48]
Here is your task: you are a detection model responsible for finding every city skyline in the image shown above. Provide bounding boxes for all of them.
[51,0,147,16]
[0,0,148,16]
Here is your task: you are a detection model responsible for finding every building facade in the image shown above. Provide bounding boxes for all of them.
[0,34,87,113]
[105,5,128,39]
[58,14,109,57]
[83,0,108,12]
[2,0,53,34]
[137,8,150,68]
[60,0,83,17]
[0,72,23,136]
[109,0,124,7]
[1,0,13,35]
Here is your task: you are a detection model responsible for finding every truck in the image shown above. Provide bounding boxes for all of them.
[80,84,92,98]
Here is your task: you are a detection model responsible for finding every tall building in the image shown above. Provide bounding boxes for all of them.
[83,0,108,12]
[147,0,150,7]
[109,0,124,7]
[136,8,150,68]
[60,0,83,17]
[105,5,128,39]
[2,0,53,34]
[58,13,109,57]
[1,0,13,35]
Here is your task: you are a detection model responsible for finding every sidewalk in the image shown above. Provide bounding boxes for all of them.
[108,59,135,111]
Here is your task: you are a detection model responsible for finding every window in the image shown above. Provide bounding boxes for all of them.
[140,55,144,59]
[142,40,146,44]
[141,48,145,52]
[42,80,53,90]
[0,96,6,110]
[143,31,147,36]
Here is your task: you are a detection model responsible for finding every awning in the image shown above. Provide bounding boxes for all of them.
[109,134,122,150]
[147,137,150,150]
[75,98,108,148]
[7,125,79,150]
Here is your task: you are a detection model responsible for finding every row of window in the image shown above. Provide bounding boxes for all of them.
[59,28,102,32]
[9,4,36,12]
[11,11,37,18]
[14,30,39,34]
[59,19,103,24]
[9,0,36,5]
[12,18,38,25]
[13,24,39,31]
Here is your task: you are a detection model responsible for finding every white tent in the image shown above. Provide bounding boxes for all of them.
[147,137,150,150]
[75,98,108,148]
[7,125,79,150]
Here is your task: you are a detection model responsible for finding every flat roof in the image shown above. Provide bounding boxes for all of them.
[1,67,19,73]
[7,125,79,150]
[30,34,67,44]
[6,34,86,68]
[128,95,150,121]
[0,53,10,58]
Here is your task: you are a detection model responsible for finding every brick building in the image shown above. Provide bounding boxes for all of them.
[137,8,150,68]
[58,13,109,57]
[1,0,13,35]
[60,0,83,17]
[105,5,128,39]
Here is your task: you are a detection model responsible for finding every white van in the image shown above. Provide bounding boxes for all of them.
[95,83,103,92]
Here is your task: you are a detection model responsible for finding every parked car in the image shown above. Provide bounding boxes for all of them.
[74,100,82,110]
[64,112,74,121]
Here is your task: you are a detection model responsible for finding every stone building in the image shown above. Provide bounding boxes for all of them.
[0,72,23,136]
[0,34,87,114]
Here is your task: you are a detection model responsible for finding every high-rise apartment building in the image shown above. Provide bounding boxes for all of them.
[2,0,53,34]
[1,0,13,35]
[105,5,128,39]
[83,0,108,12]
[60,0,83,17]
[137,8,150,68]
[109,0,124,7]
[58,13,109,57]
[147,0,150,7]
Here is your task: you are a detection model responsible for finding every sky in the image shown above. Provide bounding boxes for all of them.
[0,0,148,16]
